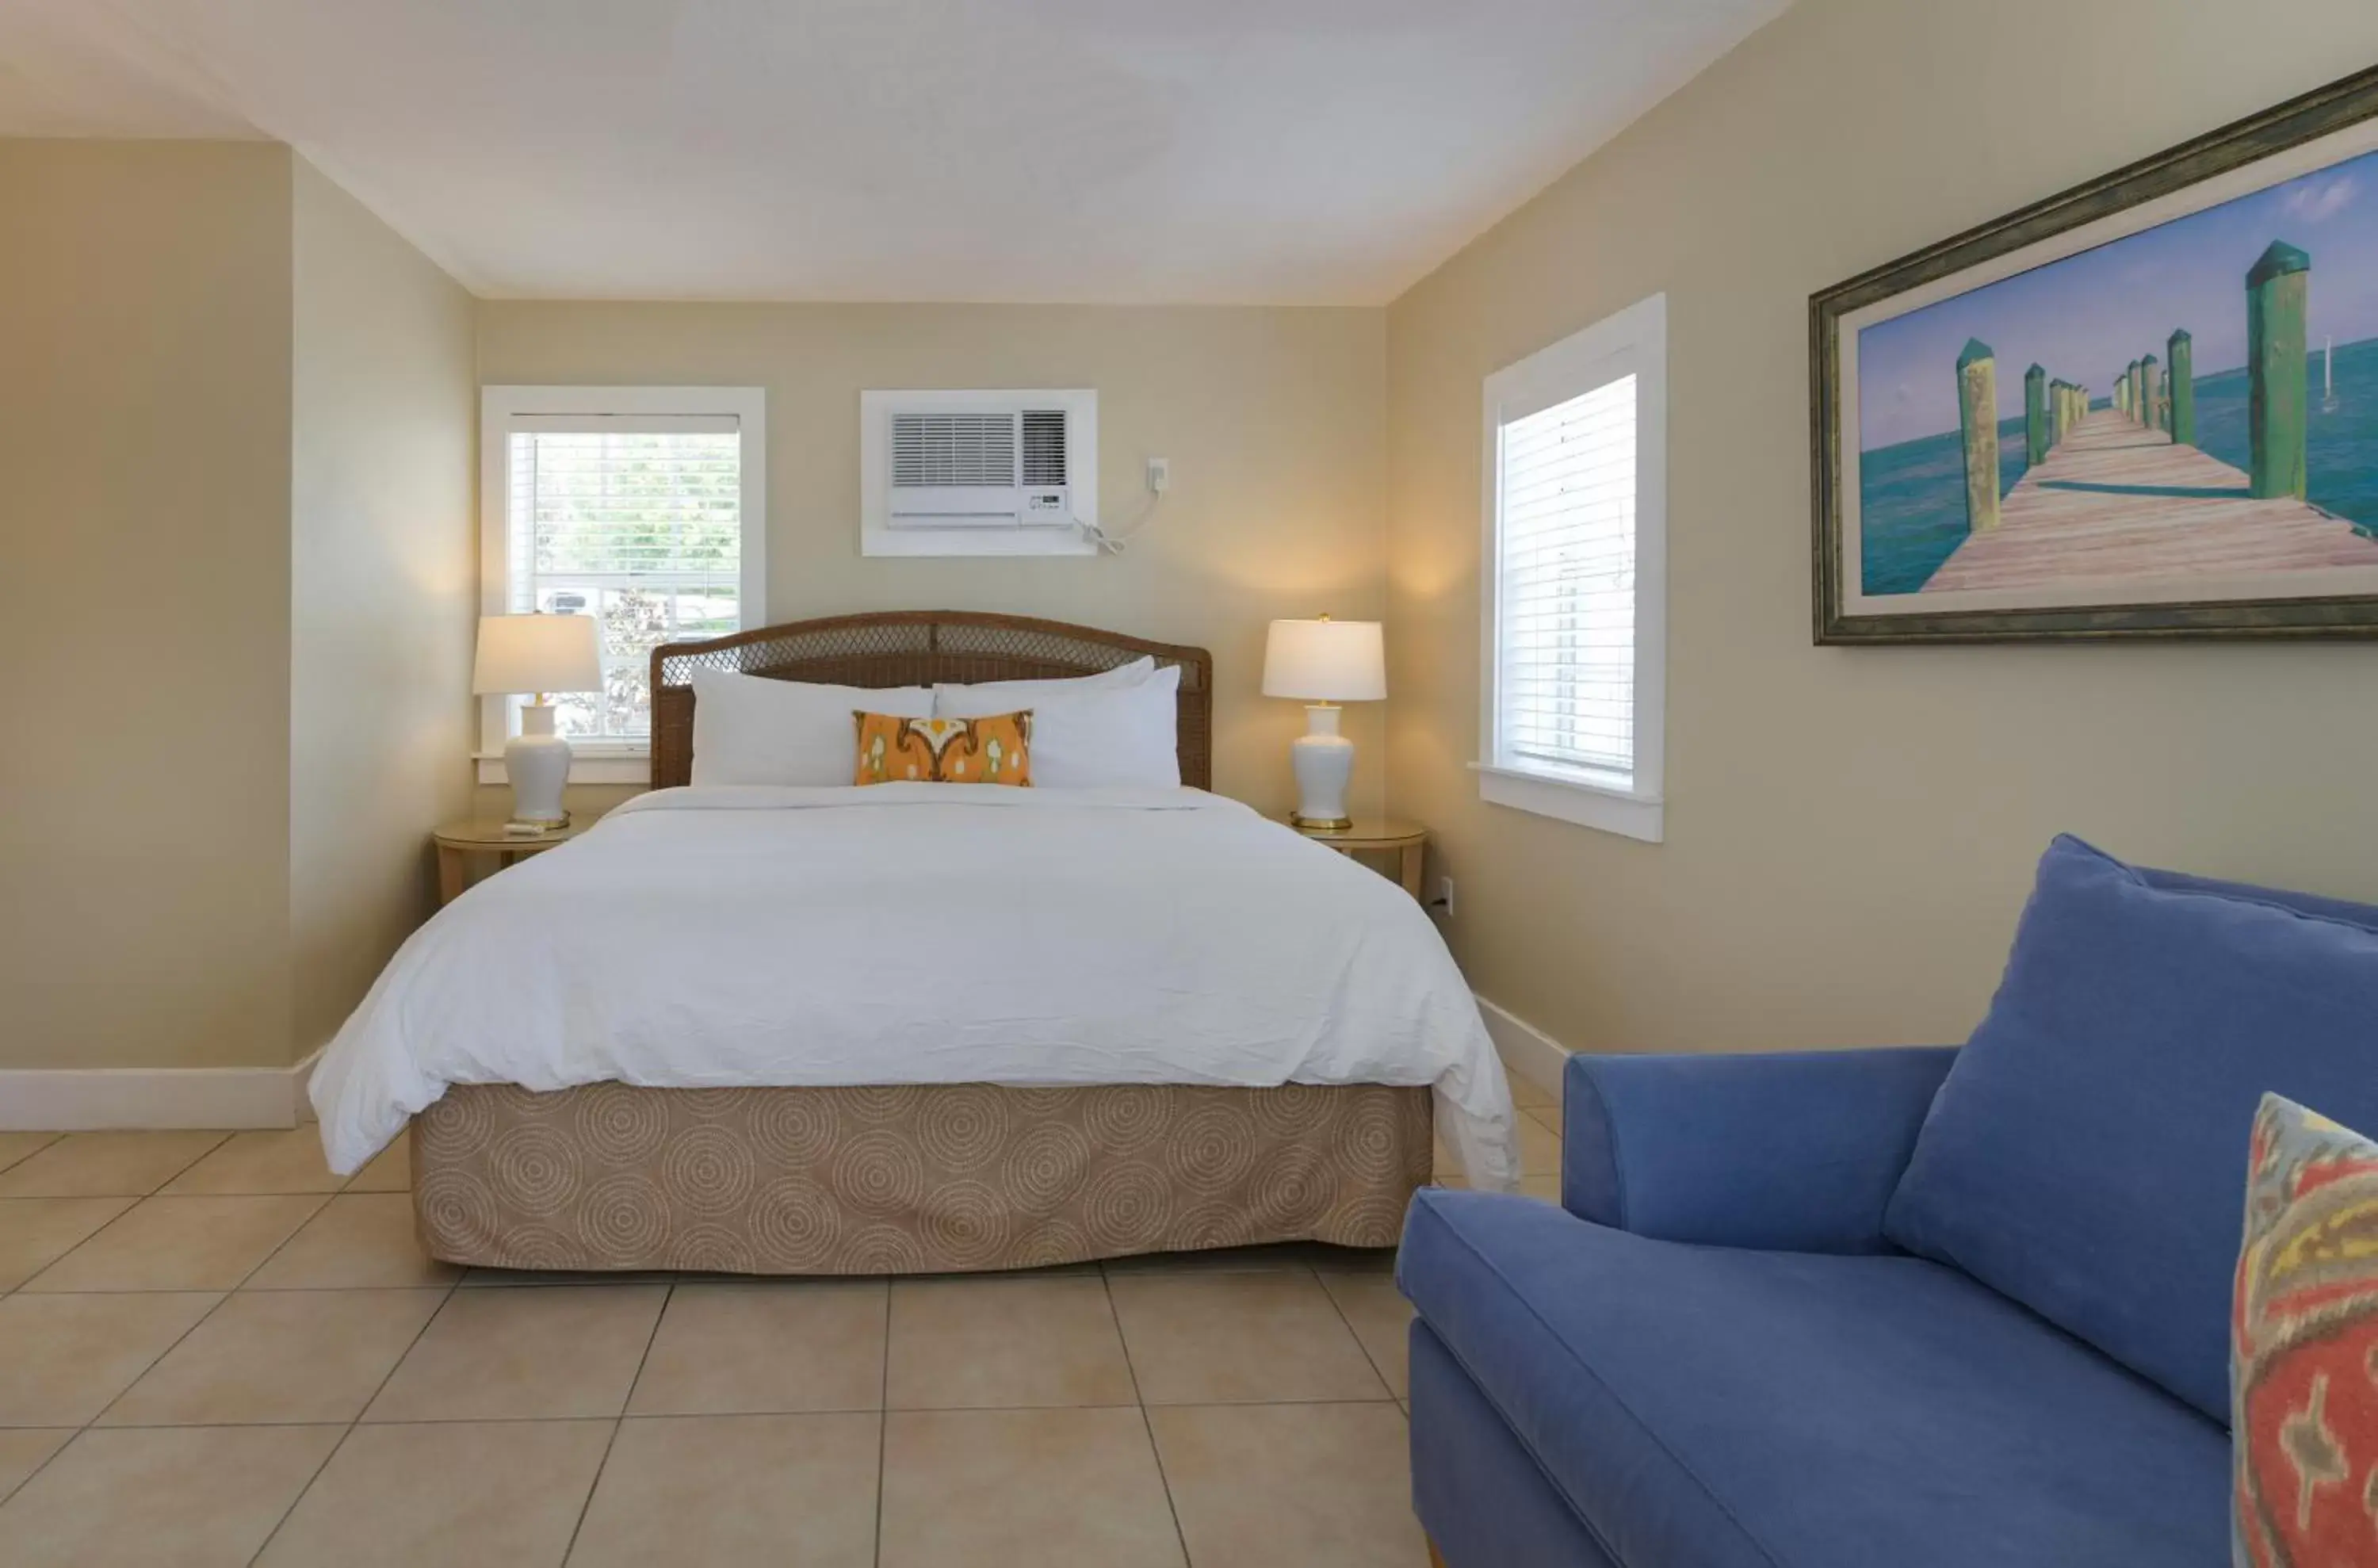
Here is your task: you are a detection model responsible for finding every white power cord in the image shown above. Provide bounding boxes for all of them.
[1076,457,1171,555]
[1077,493,1163,555]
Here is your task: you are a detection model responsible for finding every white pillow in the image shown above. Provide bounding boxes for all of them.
[937,664,1181,789]
[690,668,932,786]
[931,656,1154,714]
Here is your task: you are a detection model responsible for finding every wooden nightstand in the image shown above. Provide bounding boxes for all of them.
[433,820,589,906]
[1283,817,1428,900]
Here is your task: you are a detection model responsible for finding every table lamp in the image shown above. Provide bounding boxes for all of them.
[473,613,602,828]
[1262,615,1386,831]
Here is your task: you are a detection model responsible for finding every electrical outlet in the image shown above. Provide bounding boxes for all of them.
[1145,457,1170,493]
[1438,876,1455,917]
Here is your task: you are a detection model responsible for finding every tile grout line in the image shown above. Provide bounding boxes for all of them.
[216,1187,346,1295]
[873,1278,892,1568]
[19,1186,337,1300]
[245,1269,463,1567]
[1103,1267,1195,1568]
[33,1281,466,1295]
[10,1255,1393,1302]
[51,1143,291,1433]
[1312,1265,1399,1403]
[56,1390,1406,1432]
[78,1288,243,1432]
[13,1271,1354,1294]
[242,1423,350,1568]
[161,1126,357,1200]
[4,1144,241,1295]
[0,1428,75,1516]
[9,1128,342,1297]
[0,1134,63,1183]
[0,1135,247,1516]
[0,1130,231,1204]
[10,1391,1408,1436]
[147,1132,243,1194]
[560,1280,674,1566]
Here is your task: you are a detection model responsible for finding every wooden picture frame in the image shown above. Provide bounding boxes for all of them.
[1812,64,2378,644]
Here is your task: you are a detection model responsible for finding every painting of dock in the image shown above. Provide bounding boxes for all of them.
[1813,67,2378,641]
[1917,395,2378,594]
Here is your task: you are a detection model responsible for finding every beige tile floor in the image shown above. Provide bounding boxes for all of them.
[0,1093,1562,1568]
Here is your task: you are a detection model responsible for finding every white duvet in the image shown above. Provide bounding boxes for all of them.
[312,786,1520,1191]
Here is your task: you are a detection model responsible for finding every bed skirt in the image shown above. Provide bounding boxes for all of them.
[411,1080,1432,1274]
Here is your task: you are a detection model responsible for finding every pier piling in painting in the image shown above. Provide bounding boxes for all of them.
[2247,239,2311,499]
[1956,338,2001,534]
[2141,354,2162,433]
[2024,363,2049,465]
[2168,329,2196,445]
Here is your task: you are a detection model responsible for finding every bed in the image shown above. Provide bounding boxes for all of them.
[312,611,1518,1274]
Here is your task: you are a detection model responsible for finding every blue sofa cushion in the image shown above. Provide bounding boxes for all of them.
[1882,835,2378,1421]
[1398,1188,2228,1568]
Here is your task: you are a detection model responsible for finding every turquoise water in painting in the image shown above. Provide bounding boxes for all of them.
[1858,335,2378,596]
[1860,415,2034,596]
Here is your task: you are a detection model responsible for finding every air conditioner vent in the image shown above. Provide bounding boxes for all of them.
[892,413,1016,488]
[1021,409,1067,486]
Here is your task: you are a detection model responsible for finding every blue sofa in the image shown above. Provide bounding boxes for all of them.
[1400,836,2378,1566]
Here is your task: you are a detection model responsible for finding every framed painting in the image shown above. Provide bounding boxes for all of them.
[1813,64,2378,643]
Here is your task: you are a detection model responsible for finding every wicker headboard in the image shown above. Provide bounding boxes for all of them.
[648,610,1214,790]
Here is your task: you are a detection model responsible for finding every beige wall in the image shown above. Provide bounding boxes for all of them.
[0,142,296,1069]
[1386,0,2378,1056]
[31,4,2378,1079]
[0,144,474,1075]
[475,303,1388,822]
[289,159,478,1062]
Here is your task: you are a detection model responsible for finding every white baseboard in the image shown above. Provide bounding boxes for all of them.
[5,1012,1551,1135]
[0,1047,322,1132]
[1475,993,1571,1101]
[289,1045,323,1126]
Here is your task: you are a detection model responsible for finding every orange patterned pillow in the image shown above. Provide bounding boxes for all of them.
[2233,1092,2378,1566]
[853,710,1032,786]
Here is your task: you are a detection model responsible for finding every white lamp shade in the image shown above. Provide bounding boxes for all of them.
[1262,618,1386,702]
[472,613,602,695]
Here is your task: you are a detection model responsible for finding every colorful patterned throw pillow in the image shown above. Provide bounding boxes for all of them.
[853,710,1031,786]
[2234,1092,2378,1566]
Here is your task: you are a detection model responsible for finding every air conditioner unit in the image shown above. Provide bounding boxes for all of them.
[862,389,1098,557]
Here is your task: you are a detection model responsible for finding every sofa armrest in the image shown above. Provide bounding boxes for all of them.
[1562,1047,1956,1254]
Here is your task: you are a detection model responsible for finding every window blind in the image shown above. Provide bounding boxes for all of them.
[504,420,744,743]
[1495,373,1638,781]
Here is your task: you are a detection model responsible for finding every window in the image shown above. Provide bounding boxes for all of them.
[480,387,765,782]
[1477,294,1665,843]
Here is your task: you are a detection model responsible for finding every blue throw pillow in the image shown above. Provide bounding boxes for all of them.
[1883,836,2378,1424]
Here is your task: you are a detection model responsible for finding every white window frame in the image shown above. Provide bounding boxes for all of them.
[478,385,767,785]
[1474,293,1667,844]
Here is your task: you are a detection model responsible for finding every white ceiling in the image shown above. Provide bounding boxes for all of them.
[0,0,1784,304]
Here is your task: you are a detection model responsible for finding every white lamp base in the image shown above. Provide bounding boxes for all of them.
[505,703,573,828]
[1289,704,1355,830]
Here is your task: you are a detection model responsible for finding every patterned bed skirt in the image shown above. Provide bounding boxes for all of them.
[412,1080,1432,1275]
